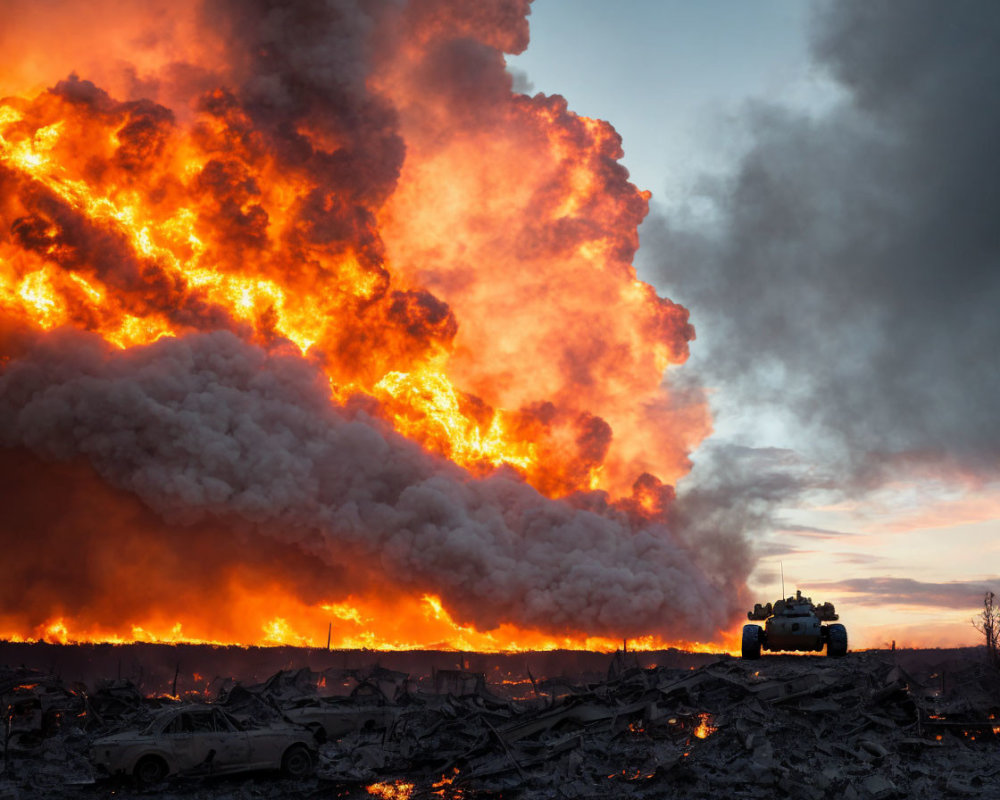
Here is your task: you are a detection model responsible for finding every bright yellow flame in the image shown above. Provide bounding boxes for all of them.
[322,602,368,625]
[375,369,534,470]
[0,106,23,129]
[367,781,415,800]
[693,712,718,739]
[18,270,61,322]
[44,618,69,645]
[262,617,310,646]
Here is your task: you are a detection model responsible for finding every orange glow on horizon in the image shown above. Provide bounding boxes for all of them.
[0,597,735,655]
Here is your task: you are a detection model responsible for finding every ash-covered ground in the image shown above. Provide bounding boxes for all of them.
[2,643,999,799]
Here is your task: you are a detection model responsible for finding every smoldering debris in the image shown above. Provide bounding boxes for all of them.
[2,652,1000,799]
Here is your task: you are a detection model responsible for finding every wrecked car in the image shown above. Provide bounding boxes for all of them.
[284,701,397,742]
[89,703,316,784]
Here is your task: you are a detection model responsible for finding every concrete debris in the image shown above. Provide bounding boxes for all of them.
[1,652,999,798]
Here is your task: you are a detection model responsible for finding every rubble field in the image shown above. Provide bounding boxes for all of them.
[2,647,999,799]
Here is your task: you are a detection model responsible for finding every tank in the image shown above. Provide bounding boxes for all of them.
[741,589,847,659]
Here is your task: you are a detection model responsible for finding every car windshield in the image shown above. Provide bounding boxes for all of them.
[140,717,164,735]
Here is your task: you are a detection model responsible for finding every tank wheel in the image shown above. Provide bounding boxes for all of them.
[827,623,848,657]
[742,624,762,659]
[134,754,169,786]
[282,743,315,778]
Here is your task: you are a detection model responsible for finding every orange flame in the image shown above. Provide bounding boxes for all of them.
[0,601,732,654]
[693,713,718,739]
[367,781,415,800]
[431,768,462,797]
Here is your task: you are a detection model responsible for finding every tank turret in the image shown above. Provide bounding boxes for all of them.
[741,589,847,659]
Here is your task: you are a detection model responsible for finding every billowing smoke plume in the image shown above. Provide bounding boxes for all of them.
[0,329,732,638]
[648,0,1000,482]
[0,0,747,644]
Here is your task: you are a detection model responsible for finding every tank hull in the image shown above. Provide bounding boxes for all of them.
[764,615,824,652]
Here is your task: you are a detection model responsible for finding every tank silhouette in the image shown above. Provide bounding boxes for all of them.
[742,589,847,659]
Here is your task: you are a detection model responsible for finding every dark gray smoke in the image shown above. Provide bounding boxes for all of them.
[202,0,405,264]
[669,443,823,581]
[647,0,1000,480]
[0,330,735,638]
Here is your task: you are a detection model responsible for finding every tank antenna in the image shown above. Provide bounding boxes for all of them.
[780,561,785,600]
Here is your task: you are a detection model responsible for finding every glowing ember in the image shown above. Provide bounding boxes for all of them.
[693,713,718,739]
[367,781,415,800]
[431,768,462,797]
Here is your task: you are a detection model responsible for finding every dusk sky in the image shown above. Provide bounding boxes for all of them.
[513,0,1000,648]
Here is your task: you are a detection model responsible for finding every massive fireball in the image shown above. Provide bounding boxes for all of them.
[0,0,741,651]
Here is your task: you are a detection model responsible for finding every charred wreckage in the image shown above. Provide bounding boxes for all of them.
[2,645,1000,799]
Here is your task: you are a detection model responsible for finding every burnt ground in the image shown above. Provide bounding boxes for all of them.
[2,645,999,799]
